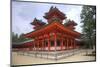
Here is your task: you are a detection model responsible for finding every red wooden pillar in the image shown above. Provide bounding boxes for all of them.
[47,34,51,51]
[74,40,76,49]
[34,40,36,51]
[37,39,39,51]
[36,41,37,51]
[33,40,35,51]
[35,38,37,51]
[65,39,66,49]
[70,39,72,49]
[41,40,43,50]
[54,33,57,51]
[68,38,70,49]
[73,39,75,48]
[66,38,68,49]
[38,40,40,51]
[41,36,43,51]
[43,40,45,51]
[39,39,41,51]
[33,40,34,51]
[69,38,71,49]
[71,39,73,49]
[35,40,37,51]
[61,38,63,51]
[63,39,65,50]
[65,39,67,50]
[39,40,41,51]
[42,39,44,51]
[72,39,74,49]
[44,38,46,51]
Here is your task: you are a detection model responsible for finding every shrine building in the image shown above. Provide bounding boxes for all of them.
[24,6,81,51]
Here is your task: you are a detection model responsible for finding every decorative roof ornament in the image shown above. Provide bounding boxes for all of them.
[43,6,66,23]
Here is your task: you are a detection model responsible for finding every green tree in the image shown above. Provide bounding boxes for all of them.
[18,33,31,42]
[12,32,32,43]
[80,5,96,49]
[12,32,19,42]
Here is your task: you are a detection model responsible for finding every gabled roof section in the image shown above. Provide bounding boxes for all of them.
[64,20,77,26]
[43,6,66,20]
[31,18,46,26]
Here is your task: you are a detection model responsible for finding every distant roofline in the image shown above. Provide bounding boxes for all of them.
[12,39,33,45]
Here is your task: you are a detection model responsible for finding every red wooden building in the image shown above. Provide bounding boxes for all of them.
[24,6,81,51]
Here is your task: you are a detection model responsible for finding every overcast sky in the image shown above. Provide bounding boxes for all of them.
[12,1,83,35]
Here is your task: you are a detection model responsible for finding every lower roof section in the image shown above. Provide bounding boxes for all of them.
[24,21,81,38]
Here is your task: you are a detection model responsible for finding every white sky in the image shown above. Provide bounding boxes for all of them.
[12,1,83,35]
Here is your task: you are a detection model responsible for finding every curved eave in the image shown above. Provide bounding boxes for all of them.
[55,22,81,37]
[25,22,81,38]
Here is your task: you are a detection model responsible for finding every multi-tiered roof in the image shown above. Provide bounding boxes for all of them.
[43,6,66,23]
[31,18,46,30]
[25,6,80,38]
[64,20,77,30]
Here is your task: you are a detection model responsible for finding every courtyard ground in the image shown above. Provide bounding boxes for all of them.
[11,49,96,66]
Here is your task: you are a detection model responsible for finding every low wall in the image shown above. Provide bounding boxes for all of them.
[16,49,82,60]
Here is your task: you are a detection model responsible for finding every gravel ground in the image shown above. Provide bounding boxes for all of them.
[11,49,96,65]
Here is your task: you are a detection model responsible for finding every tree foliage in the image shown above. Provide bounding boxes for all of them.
[80,5,96,49]
[12,32,31,43]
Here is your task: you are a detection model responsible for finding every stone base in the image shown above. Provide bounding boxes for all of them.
[16,49,83,60]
